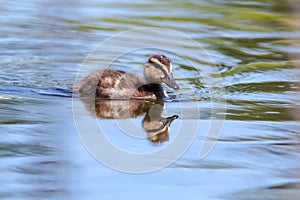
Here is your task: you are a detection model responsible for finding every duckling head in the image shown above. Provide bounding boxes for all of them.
[144,54,179,90]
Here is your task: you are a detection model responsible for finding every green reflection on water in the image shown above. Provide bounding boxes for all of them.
[220,61,294,76]
[199,5,292,32]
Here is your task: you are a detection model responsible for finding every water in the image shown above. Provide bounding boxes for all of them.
[1,0,300,199]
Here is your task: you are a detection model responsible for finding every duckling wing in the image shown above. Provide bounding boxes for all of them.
[78,69,154,99]
[78,70,105,97]
[109,72,156,99]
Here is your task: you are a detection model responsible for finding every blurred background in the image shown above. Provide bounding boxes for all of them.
[0,0,299,199]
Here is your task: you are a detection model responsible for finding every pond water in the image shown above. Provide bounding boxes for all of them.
[1,0,300,199]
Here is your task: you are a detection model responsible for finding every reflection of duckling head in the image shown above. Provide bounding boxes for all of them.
[81,98,179,143]
[143,104,179,143]
[147,115,178,143]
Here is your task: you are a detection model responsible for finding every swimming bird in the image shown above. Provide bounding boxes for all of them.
[78,54,179,100]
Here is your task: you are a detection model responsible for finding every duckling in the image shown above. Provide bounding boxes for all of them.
[78,54,179,100]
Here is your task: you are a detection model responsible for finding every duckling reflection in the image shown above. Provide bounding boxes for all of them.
[142,104,178,143]
[81,98,178,143]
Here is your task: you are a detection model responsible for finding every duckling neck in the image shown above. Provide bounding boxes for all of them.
[140,83,170,99]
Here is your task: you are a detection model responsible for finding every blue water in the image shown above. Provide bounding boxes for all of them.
[1,0,300,199]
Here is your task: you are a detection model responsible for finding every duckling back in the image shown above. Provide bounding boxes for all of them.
[78,69,156,99]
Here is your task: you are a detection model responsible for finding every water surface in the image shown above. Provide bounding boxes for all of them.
[1,0,300,199]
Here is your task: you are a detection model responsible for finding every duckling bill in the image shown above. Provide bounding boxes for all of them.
[78,54,179,100]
